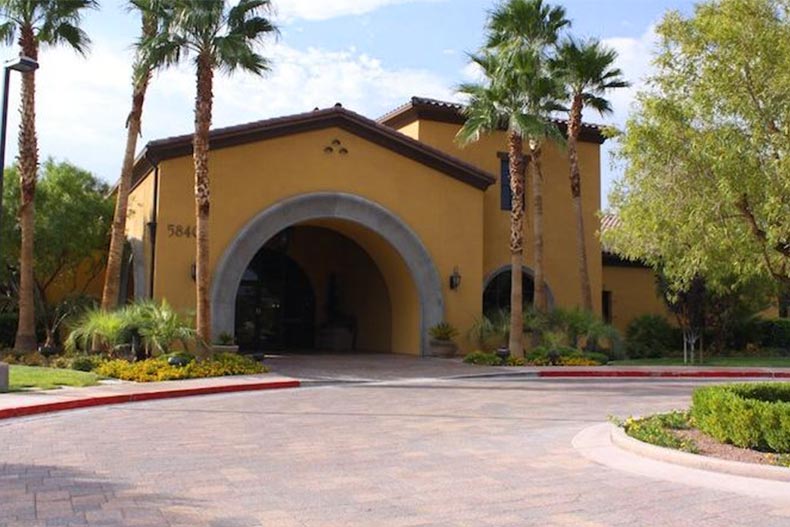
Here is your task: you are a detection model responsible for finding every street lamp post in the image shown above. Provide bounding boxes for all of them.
[0,56,39,238]
[0,55,38,393]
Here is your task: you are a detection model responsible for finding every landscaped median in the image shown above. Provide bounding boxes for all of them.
[612,383,790,480]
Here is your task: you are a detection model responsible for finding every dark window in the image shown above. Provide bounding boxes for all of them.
[483,270,535,318]
[602,291,613,324]
[500,156,526,212]
[500,157,511,211]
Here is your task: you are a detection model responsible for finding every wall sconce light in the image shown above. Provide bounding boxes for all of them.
[190,263,196,282]
[449,266,462,290]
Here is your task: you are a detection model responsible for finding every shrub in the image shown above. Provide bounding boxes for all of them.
[66,300,199,357]
[757,319,790,351]
[216,332,235,346]
[621,411,697,453]
[625,315,676,358]
[95,352,266,383]
[429,322,459,341]
[526,346,607,366]
[691,383,790,453]
[467,311,510,351]
[463,350,503,366]
[69,355,103,372]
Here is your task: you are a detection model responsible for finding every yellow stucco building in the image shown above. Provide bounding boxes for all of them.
[123,96,662,355]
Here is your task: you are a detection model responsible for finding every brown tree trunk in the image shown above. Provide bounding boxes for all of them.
[567,94,593,312]
[14,26,39,352]
[530,139,548,313]
[101,16,154,311]
[193,53,213,345]
[507,131,526,358]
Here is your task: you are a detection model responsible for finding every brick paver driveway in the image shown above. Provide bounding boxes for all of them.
[1,377,788,527]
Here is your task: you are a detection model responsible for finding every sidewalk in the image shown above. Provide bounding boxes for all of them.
[0,374,300,421]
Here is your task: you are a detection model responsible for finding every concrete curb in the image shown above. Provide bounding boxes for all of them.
[0,379,301,421]
[609,423,790,482]
[449,369,790,380]
[539,369,790,378]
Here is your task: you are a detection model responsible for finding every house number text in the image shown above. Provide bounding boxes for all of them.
[167,224,197,238]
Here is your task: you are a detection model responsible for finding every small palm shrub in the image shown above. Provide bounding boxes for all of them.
[65,300,200,357]
[467,310,510,351]
[429,322,459,341]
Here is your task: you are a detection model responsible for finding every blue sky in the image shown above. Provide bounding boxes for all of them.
[1,0,695,207]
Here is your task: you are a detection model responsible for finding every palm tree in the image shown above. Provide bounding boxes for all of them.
[553,38,628,312]
[486,0,569,313]
[0,0,96,352]
[101,2,162,312]
[138,0,277,344]
[457,53,530,358]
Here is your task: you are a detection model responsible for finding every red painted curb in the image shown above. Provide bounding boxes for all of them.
[537,370,790,379]
[0,379,301,421]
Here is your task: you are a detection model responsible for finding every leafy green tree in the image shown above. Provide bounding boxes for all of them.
[606,0,790,294]
[137,0,277,343]
[1,161,113,344]
[0,0,97,352]
[553,38,628,311]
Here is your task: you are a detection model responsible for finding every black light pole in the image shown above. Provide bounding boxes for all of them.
[0,55,38,392]
[0,56,39,245]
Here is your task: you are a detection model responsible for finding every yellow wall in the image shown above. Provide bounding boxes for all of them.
[127,170,156,297]
[142,126,485,354]
[602,265,673,332]
[410,120,603,314]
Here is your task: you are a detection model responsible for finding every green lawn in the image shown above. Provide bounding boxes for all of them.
[4,365,100,392]
[609,357,790,368]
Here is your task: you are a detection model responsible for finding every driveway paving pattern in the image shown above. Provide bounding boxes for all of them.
[1,377,788,526]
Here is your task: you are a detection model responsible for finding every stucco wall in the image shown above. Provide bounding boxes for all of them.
[602,265,673,332]
[139,126,485,354]
[412,120,603,314]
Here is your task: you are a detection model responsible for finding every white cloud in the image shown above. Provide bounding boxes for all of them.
[602,26,659,127]
[2,35,454,183]
[600,26,659,207]
[274,0,446,21]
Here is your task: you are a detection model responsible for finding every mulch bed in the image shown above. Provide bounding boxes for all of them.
[672,428,788,467]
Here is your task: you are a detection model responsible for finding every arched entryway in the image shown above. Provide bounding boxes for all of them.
[212,193,444,356]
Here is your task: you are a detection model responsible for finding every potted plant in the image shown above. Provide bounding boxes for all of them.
[213,332,239,354]
[428,322,459,358]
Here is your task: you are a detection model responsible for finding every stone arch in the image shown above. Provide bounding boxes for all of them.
[211,192,444,356]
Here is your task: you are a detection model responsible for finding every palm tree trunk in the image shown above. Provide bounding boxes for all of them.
[101,16,154,311]
[14,26,39,352]
[507,131,526,358]
[193,53,213,345]
[531,140,548,313]
[568,95,593,312]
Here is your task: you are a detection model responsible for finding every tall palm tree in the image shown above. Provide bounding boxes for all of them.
[101,2,161,311]
[510,50,566,312]
[486,0,568,313]
[0,0,96,352]
[138,0,277,344]
[553,38,628,312]
[457,53,530,358]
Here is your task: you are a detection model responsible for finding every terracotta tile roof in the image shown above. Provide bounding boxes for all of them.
[600,213,621,235]
[379,96,608,144]
[131,103,496,191]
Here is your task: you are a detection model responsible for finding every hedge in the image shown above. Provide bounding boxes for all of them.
[691,383,790,453]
